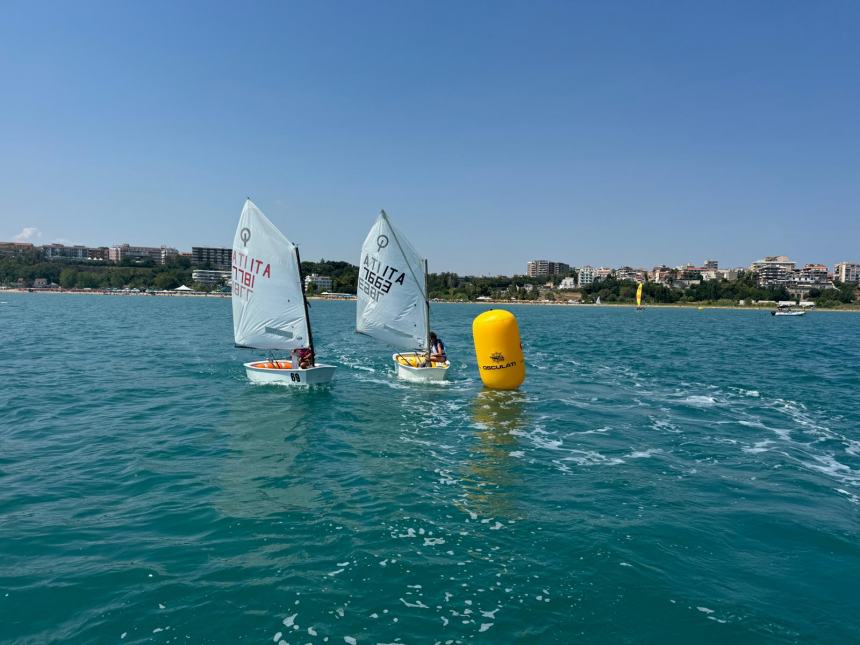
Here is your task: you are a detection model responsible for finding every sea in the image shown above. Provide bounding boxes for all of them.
[1,294,859,643]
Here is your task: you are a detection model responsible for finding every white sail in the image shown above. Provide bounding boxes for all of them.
[231,199,310,351]
[356,211,429,352]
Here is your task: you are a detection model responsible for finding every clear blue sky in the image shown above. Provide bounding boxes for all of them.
[1,1,858,275]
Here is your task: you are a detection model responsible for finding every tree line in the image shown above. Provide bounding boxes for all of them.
[300,259,358,294]
[0,254,361,293]
[0,254,203,291]
[1,253,855,306]
[580,274,855,307]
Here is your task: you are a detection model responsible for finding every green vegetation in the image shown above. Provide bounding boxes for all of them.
[300,260,358,294]
[807,282,857,307]
[427,273,548,301]
[0,254,212,291]
[581,273,795,305]
[0,254,359,293]
[2,253,856,307]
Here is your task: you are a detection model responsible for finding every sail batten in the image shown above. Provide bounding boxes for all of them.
[231,200,310,351]
[356,211,429,352]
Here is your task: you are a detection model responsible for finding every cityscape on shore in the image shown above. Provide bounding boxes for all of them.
[1,239,858,306]
[526,257,860,297]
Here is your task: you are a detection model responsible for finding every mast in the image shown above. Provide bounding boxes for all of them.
[424,258,430,354]
[294,245,315,364]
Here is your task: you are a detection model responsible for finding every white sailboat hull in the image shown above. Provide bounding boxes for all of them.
[392,353,450,382]
[244,360,336,385]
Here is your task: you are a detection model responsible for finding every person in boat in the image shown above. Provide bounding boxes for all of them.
[426,331,447,365]
[291,347,314,369]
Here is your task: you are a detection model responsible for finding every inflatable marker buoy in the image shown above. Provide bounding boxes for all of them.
[472,309,525,390]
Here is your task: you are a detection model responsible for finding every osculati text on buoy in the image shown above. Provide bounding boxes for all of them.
[482,361,518,370]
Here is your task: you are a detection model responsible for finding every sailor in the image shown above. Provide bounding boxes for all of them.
[428,331,447,364]
[291,347,314,369]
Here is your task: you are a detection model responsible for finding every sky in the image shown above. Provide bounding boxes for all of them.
[1,1,858,275]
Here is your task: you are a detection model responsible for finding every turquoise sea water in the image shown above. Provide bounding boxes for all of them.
[1,294,859,643]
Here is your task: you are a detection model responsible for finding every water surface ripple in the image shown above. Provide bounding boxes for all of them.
[1,295,859,643]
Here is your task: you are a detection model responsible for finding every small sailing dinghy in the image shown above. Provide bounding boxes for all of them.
[356,210,450,383]
[231,199,335,385]
[635,282,644,310]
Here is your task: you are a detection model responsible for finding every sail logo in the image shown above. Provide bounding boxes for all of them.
[232,250,272,299]
[490,352,505,362]
[359,254,406,302]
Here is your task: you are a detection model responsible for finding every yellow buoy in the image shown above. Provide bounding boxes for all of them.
[472,309,525,390]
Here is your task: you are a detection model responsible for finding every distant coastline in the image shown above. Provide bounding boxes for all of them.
[1,287,230,299]
[4,287,860,311]
[432,300,860,312]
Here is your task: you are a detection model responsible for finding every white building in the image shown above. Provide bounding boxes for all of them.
[796,264,829,284]
[594,267,614,281]
[718,268,741,281]
[577,266,595,286]
[750,255,795,286]
[834,262,860,284]
[558,277,577,289]
[304,273,332,292]
[109,244,178,265]
[616,267,645,283]
[192,269,231,286]
[43,244,87,260]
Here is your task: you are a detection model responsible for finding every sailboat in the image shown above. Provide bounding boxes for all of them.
[356,210,450,383]
[595,296,601,305]
[635,283,644,310]
[231,199,336,385]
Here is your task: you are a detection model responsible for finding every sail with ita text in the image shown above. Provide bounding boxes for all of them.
[356,210,449,382]
[231,199,335,385]
[232,199,309,350]
[356,210,428,353]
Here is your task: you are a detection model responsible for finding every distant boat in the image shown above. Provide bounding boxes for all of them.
[772,306,806,317]
[635,283,644,310]
[231,199,336,385]
[356,210,450,383]
[595,296,601,305]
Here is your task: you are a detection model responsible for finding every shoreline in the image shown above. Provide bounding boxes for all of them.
[3,288,858,312]
[0,287,230,298]
[432,301,860,312]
